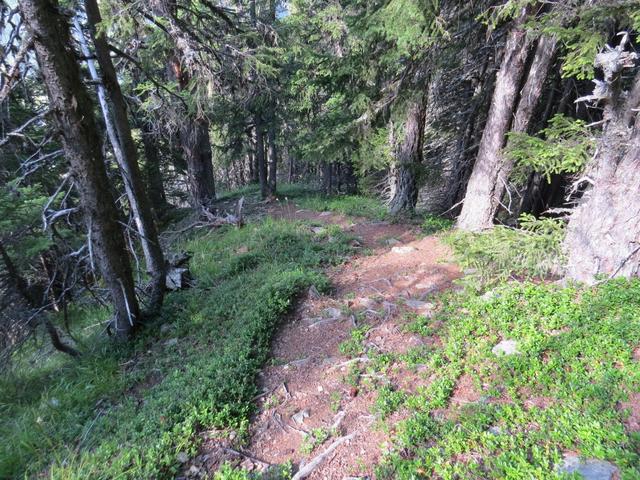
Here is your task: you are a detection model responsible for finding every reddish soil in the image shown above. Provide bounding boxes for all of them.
[189,206,460,479]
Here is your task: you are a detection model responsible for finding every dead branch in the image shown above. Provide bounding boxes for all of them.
[292,431,357,480]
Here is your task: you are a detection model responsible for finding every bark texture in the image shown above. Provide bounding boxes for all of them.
[268,125,278,194]
[19,0,140,338]
[180,117,216,209]
[456,11,532,231]
[84,0,165,313]
[255,116,271,198]
[564,56,640,283]
[389,93,428,214]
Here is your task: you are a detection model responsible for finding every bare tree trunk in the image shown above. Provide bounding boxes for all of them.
[20,0,140,339]
[83,0,165,314]
[389,93,428,214]
[564,57,640,283]
[322,162,333,195]
[255,115,271,198]
[456,11,533,231]
[268,125,278,194]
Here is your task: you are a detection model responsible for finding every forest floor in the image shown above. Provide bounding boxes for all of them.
[2,187,638,480]
[187,192,640,480]
[193,202,460,478]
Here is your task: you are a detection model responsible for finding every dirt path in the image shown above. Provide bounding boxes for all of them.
[196,206,460,479]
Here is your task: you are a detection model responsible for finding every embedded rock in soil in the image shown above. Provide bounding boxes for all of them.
[308,285,321,300]
[391,246,417,254]
[405,299,434,314]
[556,454,617,480]
[292,409,310,424]
[324,307,343,319]
[492,340,520,356]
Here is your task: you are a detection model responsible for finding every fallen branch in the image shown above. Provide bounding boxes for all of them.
[224,448,270,469]
[292,431,357,480]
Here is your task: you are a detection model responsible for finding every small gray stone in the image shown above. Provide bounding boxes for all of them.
[311,227,326,235]
[319,211,332,217]
[166,267,190,290]
[308,285,321,300]
[492,340,519,356]
[391,246,417,254]
[324,307,342,319]
[356,297,375,308]
[385,238,401,246]
[292,409,310,424]
[481,289,500,301]
[405,299,434,311]
[557,454,618,480]
[164,338,178,347]
[176,452,189,463]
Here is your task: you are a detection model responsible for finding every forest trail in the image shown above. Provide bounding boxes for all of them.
[197,205,460,478]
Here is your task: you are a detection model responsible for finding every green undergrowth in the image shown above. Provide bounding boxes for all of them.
[0,218,352,479]
[376,279,640,479]
[447,214,566,286]
[293,193,389,221]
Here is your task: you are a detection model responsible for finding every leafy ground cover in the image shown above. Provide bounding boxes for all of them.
[0,218,352,479]
[375,279,640,479]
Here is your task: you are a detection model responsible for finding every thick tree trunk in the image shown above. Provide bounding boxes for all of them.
[255,115,271,198]
[389,93,428,215]
[456,12,533,231]
[268,125,278,194]
[564,67,640,283]
[84,0,165,314]
[180,118,216,209]
[20,0,140,339]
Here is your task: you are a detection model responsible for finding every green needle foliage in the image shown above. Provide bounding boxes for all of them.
[506,115,595,183]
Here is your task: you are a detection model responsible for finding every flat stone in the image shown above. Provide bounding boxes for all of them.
[164,338,178,347]
[319,211,332,217]
[324,307,342,319]
[292,409,310,424]
[356,297,376,308]
[405,299,435,316]
[311,227,326,234]
[557,454,618,480]
[492,340,520,356]
[385,238,401,246]
[391,246,417,254]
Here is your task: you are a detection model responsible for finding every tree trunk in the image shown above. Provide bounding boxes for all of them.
[255,115,271,198]
[322,162,333,195]
[20,0,140,339]
[564,66,640,282]
[267,125,278,194]
[456,11,533,231]
[180,117,216,209]
[84,0,165,314]
[140,121,170,213]
[389,93,428,214]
